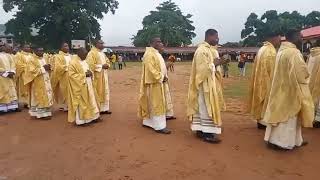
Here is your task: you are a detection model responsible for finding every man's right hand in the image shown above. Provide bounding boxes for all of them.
[43,64,51,71]
[102,64,109,69]
[163,76,168,83]
[213,58,223,66]
[7,72,15,79]
[86,70,93,77]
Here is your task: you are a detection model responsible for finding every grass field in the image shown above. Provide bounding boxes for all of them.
[124,61,253,99]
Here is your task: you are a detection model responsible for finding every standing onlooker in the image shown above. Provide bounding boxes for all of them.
[167,54,176,72]
[110,53,117,70]
[123,54,127,67]
[118,54,123,70]
[222,53,231,78]
[238,53,246,76]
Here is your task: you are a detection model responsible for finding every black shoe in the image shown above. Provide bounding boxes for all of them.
[313,121,320,128]
[92,117,103,123]
[267,142,288,151]
[202,133,221,144]
[40,117,52,120]
[156,128,171,134]
[101,111,112,115]
[300,141,309,147]
[166,116,177,120]
[142,124,152,129]
[196,131,204,138]
[257,122,266,130]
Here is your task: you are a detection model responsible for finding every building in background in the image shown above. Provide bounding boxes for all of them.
[0,24,14,47]
[107,46,259,61]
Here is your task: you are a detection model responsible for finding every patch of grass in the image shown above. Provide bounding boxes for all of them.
[224,80,249,99]
[124,61,141,68]
[224,62,253,99]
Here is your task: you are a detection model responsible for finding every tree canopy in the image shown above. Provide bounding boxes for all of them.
[132,0,196,47]
[241,10,320,47]
[3,0,119,50]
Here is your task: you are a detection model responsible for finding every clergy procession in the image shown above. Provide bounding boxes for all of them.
[0,40,112,125]
[1,26,320,152]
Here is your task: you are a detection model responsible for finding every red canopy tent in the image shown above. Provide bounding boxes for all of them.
[301,26,320,40]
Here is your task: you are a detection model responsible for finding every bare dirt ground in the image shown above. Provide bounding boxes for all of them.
[0,63,319,180]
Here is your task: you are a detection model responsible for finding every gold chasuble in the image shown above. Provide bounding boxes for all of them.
[51,51,72,110]
[0,52,18,112]
[24,54,53,119]
[264,42,314,128]
[307,47,320,124]
[15,51,32,105]
[68,55,100,124]
[86,47,111,112]
[249,42,277,120]
[187,42,223,129]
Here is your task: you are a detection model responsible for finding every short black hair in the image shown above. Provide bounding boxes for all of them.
[285,29,301,41]
[265,30,281,39]
[93,39,101,46]
[22,43,31,48]
[205,29,218,38]
[149,36,160,44]
[60,41,68,48]
[77,47,86,53]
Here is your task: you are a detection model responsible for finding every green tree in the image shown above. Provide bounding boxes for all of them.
[241,10,320,47]
[223,42,243,48]
[132,0,196,47]
[3,0,119,50]
[305,11,320,27]
[241,10,282,47]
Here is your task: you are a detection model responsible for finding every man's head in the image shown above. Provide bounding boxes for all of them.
[150,37,164,51]
[22,44,32,53]
[34,47,44,57]
[265,32,281,48]
[3,44,13,54]
[77,47,88,60]
[94,39,104,50]
[205,29,219,46]
[60,42,70,53]
[285,29,302,47]
[313,40,320,48]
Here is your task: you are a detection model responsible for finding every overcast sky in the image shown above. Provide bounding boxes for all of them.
[0,0,319,46]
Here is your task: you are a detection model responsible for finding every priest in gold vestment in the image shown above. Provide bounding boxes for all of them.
[68,48,100,125]
[138,37,172,134]
[0,44,19,112]
[248,32,281,129]
[52,42,72,112]
[187,29,226,143]
[87,40,112,114]
[25,47,53,119]
[264,30,314,150]
[15,44,33,107]
[307,40,320,128]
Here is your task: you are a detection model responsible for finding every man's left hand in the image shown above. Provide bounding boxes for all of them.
[102,64,109,69]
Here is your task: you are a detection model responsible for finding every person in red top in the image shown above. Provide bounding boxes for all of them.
[167,54,176,72]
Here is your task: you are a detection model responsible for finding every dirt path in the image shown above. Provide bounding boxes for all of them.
[0,63,319,180]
